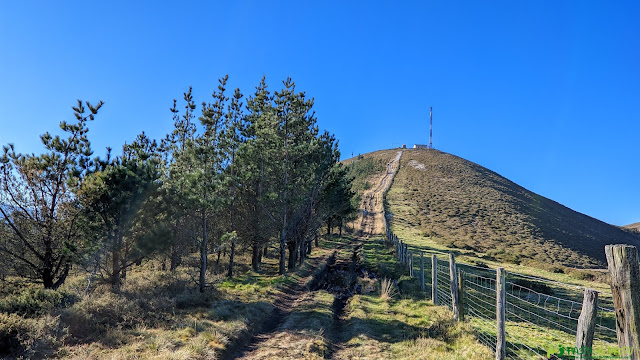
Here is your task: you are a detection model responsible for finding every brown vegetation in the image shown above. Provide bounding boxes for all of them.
[383,149,640,269]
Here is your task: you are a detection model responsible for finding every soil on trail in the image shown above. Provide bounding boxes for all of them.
[228,252,332,360]
[358,151,403,237]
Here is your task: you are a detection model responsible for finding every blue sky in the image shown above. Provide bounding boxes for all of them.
[1,1,638,226]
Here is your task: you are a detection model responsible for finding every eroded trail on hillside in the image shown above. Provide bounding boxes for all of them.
[358,151,403,237]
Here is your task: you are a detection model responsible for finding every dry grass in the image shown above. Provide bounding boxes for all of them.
[378,149,640,270]
[379,278,398,301]
[0,242,336,359]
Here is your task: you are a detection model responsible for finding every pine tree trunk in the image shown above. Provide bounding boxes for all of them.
[199,210,208,293]
[299,241,305,265]
[42,237,55,289]
[228,240,235,278]
[170,243,181,271]
[280,115,288,275]
[111,230,121,292]
[251,245,261,271]
[287,241,296,270]
[121,244,128,280]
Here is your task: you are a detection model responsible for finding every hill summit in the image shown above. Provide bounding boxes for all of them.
[350,149,640,269]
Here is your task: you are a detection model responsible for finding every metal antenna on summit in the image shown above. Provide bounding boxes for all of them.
[428,106,433,149]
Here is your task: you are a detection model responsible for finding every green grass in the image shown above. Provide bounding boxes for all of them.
[343,149,394,193]
[331,235,492,359]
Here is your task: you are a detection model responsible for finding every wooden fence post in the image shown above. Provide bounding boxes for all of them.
[449,253,460,321]
[432,255,438,304]
[605,244,640,360]
[496,267,506,360]
[420,252,425,291]
[458,269,464,321]
[576,288,598,360]
[409,252,414,277]
[394,238,397,257]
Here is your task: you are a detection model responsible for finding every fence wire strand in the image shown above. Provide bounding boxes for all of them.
[387,233,618,359]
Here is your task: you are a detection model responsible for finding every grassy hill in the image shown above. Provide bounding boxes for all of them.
[624,222,640,233]
[350,148,640,270]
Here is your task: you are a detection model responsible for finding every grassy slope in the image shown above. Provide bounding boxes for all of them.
[385,149,640,269]
[343,150,394,192]
[334,236,492,360]
[623,222,640,232]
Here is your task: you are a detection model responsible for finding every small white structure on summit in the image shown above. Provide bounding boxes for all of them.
[413,144,428,149]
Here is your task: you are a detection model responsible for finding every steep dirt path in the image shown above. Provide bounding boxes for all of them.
[358,151,403,237]
[227,252,333,360]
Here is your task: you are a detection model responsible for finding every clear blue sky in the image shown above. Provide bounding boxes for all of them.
[1,1,638,226]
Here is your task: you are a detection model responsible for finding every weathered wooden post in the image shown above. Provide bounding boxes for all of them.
[420,251,425,291]
[575,289,598,360]
[449,253,460,321]
[458,269,464,321]
[395,237,399,257]
[605,244,640,360]
[432,255,438,304]
[409,252,414,277]
[496,267,506,360]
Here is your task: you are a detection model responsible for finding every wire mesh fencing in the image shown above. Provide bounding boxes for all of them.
[384,233,620,359]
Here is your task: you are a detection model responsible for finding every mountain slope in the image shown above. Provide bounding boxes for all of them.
[624,222,640,232]
[350,149,640,269]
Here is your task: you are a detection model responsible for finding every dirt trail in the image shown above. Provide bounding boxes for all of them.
[358,151,403,237]
[227,252,332,360]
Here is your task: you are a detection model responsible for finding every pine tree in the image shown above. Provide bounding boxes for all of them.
[78,132,166,291]
[237,77,279,272]
[192,76,229,292]
[161,87,197,270]
[0,100,102,289]
[223,88,244,277]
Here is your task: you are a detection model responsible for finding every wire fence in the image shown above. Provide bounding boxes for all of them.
[387,234,620,359]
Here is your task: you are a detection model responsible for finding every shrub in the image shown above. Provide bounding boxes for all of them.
[0,288,77,317]
[0,313,63,358]
[62,291,142,340]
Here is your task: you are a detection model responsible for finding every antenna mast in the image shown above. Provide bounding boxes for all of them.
[428,106,433,149]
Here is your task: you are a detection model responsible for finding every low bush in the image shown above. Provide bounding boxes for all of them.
[0,312,63,358]
[0,287,77,317]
